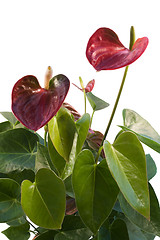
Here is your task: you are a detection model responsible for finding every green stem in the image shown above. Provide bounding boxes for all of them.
[26,218,40,234]
[79,76,87,114]
[100,65,129,148]
[44,124,48,147]
[44,131,47,147]
[95,146,103,164]
[84,90,87,114]
[90,109,95,127]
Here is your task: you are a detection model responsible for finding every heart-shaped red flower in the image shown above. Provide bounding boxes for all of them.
[12,74,70,131]
[86,28,149,71]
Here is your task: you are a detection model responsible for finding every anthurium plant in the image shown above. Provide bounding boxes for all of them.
[0,26,160,240]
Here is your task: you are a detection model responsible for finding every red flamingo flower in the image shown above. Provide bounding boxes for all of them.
[86,27,148,71]
[12,73,70,131]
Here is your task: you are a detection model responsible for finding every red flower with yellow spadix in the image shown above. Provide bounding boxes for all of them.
[12,66,70,131]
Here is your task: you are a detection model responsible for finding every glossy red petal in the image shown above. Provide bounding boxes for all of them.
[85,79,95,93]
[12,74,70,131]
[86,28,149,71]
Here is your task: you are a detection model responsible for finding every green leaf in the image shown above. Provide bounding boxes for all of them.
[7,216,27,226]
[110,219,129,240]
[64,175,74,198]
[119,214,155,240]
[121,109,160,153]
[35,142,57,174]
[2,222,30,240]
[119,183,160,237]
[72,150,119,234]
[74,113,90,154]
[21,168,66,229]
[146,154,157,180]
[34,230,58,240]
[54,228,92,240]
[62,215,86,231]
[0,178,24,222]
[0,128,38,173]
[98,219,111,240]
[48,134,66,177]
[48,107,76,161]
[0,121,12,133]
[103,131,150,219]
[61,113,90,180]
[0,112,18,125]
[86,92,109,111]
[7,169,35,185]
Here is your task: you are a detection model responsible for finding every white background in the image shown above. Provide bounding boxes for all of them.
[0,0,160,239]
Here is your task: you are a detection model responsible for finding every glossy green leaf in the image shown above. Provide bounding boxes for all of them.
[0,128,38,173]
[103,131,150,219]
[98,219,111,240]
[86,92,109,111]
[0,178,24,223]
[0,121,12,133]
[120,214,155,240]
[62,215,85,231]
[21,168,65,229]
[54,228,92,240]
[48,107,76,161]
[7,216,27,226]
[48,134,66,177]
[146,154,157,180]
[34,230,58,240]
[61,113,90,179]
[7,169,35,185]
[121,109,160,153]
[35,142,57,174]
[2,222,30,240]
[0,112,18,125]
[72,150,119,234]
[110,219,129,240]
[64,175,74,198]
[119,183,160,236]
[74,113,90,154]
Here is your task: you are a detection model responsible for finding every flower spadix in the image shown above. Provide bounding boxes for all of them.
[86,27,148,71]
[12,67,70,131]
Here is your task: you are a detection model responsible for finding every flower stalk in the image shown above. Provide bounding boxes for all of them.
[98,26,135,154]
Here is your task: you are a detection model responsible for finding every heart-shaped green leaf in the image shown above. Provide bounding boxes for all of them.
[72,150,119,234]
[2,222,30,240]
[121,109,160,153]
[0,178,24,223]
[0,128,38,173]
[103,131,150,219]
[119,183,160,237]
[21,168,66,229]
